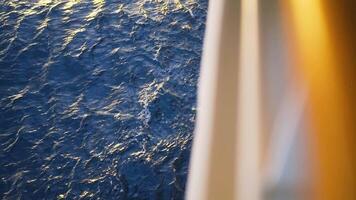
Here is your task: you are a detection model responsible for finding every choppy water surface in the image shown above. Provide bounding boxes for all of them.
[0,0,207,199]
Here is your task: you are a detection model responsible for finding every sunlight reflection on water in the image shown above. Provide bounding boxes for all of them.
[0,0,207,199]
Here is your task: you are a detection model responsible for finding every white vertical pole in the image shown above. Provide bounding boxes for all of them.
[185,2,225,199]
[186,0,240,199]
[236,0,261,199]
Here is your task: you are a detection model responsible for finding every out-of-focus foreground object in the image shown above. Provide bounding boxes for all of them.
[186,0,356,199]
[185,0,240,199]
[236,0,261,199]
[282,0,356,199]
[186,0,263,199]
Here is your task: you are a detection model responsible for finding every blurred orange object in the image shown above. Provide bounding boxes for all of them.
[281,0,356,199]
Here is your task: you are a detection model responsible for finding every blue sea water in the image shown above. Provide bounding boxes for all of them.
[0,0,207,199]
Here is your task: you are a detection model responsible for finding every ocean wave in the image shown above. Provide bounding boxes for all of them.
[0,0,207,199]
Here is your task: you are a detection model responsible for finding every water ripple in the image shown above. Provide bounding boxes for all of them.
[0,0,207,199]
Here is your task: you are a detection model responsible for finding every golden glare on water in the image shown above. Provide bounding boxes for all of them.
[36,0,54,7]
[0,0,206,199]
[86,0,105,21]
[62,28,86,49]
[62,0,82,23]
[63,0,81,9]
[62,0,81,15]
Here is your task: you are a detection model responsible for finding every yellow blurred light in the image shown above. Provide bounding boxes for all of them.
[283,0,355,199]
